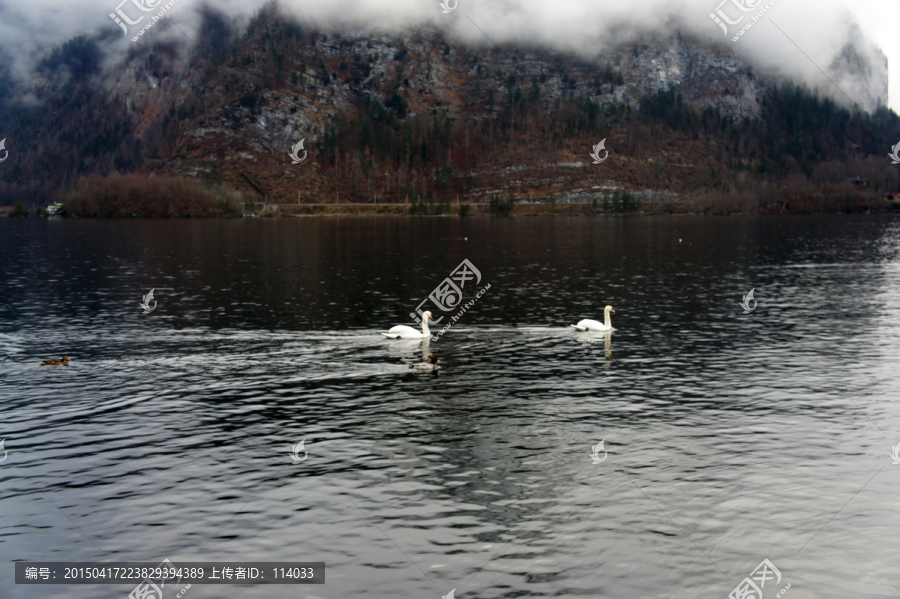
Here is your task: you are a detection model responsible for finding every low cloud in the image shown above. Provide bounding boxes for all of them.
[0,0,894,111]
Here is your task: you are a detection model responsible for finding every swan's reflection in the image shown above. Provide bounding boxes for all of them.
[572,331,613,358]
[383,338,441,374]
[385,337,430,360]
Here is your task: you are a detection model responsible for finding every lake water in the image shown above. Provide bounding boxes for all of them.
[2,215,899,599]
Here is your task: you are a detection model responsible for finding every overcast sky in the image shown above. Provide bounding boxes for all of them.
[1,0,898,112]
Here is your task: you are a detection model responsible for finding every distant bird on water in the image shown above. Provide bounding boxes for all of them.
[41,356,71,366]
[410,355,441,371]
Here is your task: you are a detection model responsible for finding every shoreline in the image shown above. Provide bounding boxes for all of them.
[3,202,898,218]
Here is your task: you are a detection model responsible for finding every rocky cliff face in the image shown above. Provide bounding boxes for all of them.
[112,28,771,137]
[108,23,888,138]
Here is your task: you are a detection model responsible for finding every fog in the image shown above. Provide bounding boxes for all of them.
[0,0,897,111]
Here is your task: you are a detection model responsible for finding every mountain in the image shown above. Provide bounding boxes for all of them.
[0,4,898,213]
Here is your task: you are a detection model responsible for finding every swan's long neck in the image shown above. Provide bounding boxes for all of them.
[604,308,612,328]
[421,318,430,336]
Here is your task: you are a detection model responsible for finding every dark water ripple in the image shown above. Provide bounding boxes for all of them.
[1,216,899,599]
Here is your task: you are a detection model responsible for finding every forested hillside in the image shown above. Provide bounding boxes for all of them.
[1,3,898,213]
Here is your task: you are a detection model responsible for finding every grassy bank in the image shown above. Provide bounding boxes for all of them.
[5,177,897,218]
[278,202,602,217]
[277,198,897,217]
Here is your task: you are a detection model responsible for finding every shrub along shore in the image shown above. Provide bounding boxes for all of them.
[60,173,250,218]
[2,173,897,218]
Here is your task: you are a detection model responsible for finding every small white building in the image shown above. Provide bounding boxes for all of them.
[46,202,63,216]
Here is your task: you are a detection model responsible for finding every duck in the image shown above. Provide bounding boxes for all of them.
[41,356,71,366]
[382,311,433,339]
[570,306,615,332]
[410,356,441,371]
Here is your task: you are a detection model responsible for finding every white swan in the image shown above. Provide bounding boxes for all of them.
[570,305,615,332]
[382,311,432,339]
